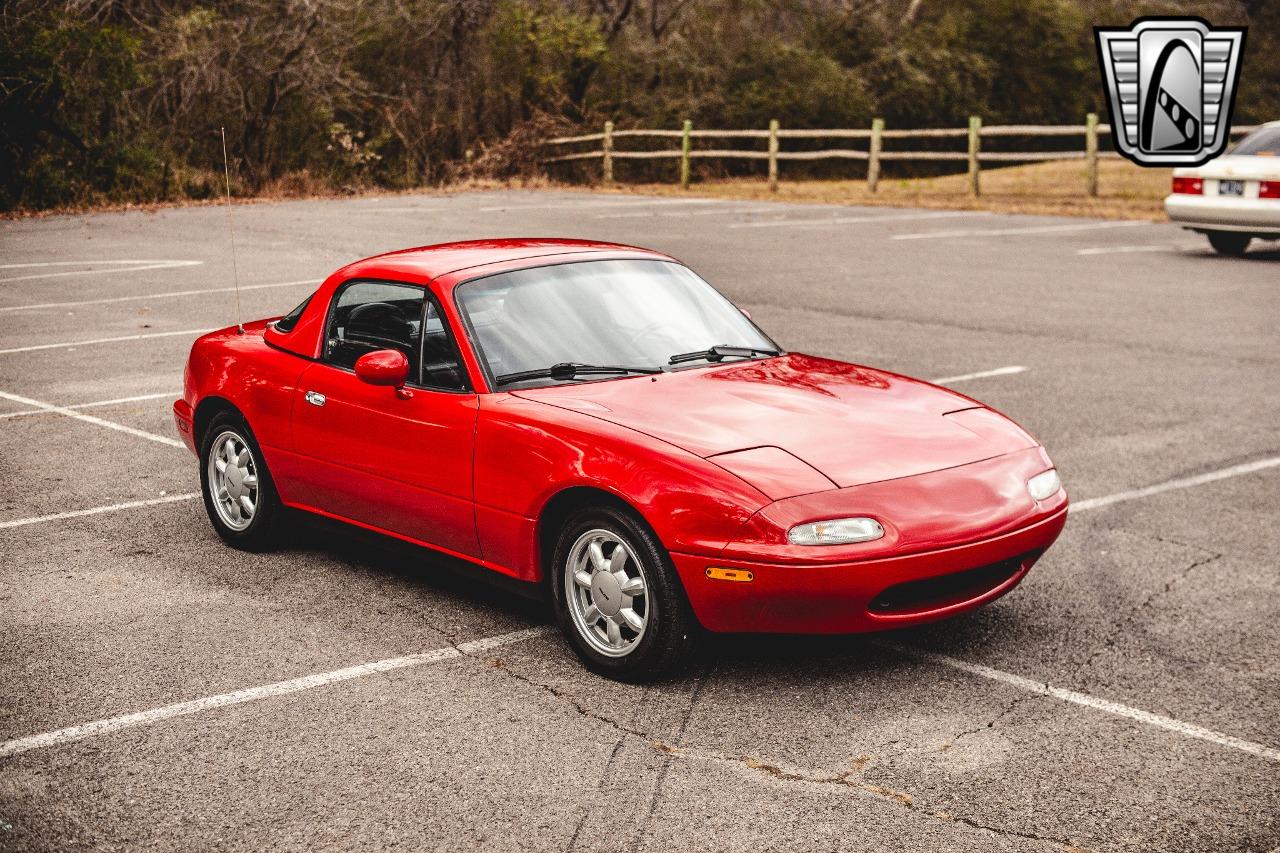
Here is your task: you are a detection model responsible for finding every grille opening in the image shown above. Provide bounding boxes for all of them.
[868,555,1027,615]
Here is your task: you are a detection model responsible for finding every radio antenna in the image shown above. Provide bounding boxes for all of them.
[220,126,244,334]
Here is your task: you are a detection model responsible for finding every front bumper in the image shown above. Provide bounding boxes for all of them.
[672,506,1067,634]
[1164,194,1280,236]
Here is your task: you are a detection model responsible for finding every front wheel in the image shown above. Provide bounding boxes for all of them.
[1206,231,1251,256]
[551,505,698,682]
[199,411,285,551]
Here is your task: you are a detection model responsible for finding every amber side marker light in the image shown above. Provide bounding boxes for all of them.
[706,567,754,583]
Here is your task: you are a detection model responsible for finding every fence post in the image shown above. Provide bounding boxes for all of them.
[867,118,884,193]
[1085,112,1099,198]
[767,119,779,193]
[602,121,614,187]
[967,115,981,197]
[680,120,692,188]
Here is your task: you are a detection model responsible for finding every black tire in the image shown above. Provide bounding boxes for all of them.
[1207,231,1251,256]
[198,410,285,551]
[550,504,698,682]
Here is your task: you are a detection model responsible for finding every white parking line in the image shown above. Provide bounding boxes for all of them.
[0,364,1030,530]
[0,261,196,269]
[0,365,1021,425]
[881,642,1280,763]
[0,278,320,313]
[1070,457,1280,513]
[0,626,550,758]
[6,446,1273,534]
[1076,244,1198,256]
[596,206,782,220]
[0,391,1274,763]
[480,198,717,212]
[0,493,199,530]
[0,391,177,420]
[0,327,215,356]
[0,389,183,448]
[930,365,1027,384]
[2,354,1272,533]
[894,220,1150,240]
[0,260,203,283]
[730,210,986,229]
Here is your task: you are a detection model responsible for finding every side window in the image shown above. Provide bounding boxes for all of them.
[326,281,424,377]
[420,299,469,391]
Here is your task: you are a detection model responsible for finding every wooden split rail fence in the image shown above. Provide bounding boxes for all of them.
[543,116,1258,197]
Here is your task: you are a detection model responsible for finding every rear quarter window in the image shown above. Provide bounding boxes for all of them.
[273,295,312,332]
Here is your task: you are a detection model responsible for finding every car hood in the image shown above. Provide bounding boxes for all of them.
[511,353,1037,492]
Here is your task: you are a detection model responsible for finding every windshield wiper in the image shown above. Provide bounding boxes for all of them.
[494,362,663,387]
[668,344,781,365]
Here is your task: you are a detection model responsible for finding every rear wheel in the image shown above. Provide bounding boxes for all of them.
[1206,231,1251,256]
[199,411,284,551]
[551,504,697,681]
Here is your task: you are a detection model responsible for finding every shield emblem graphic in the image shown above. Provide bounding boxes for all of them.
[1095,18,1246,167]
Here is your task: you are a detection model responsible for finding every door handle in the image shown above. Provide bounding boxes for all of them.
[305,391,326,407]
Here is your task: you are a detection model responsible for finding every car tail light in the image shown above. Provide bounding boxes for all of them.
[1260,181,1280,199]
[1171,177,1203,195]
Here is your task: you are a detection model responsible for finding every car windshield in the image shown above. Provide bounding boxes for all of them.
[456,259,778,387]
[1229,127,1280,156]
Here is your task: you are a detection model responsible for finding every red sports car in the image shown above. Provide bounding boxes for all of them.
[175,238,1067,680]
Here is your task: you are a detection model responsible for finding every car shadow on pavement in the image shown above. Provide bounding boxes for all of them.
[281,511,551,628]
[698,609,1021,679]
[274,510,1023,684]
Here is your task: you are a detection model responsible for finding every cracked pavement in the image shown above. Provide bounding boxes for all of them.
[1,190,1278,851]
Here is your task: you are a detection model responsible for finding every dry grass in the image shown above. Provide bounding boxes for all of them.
[4,160,1170,222]
[602,159,1172,220]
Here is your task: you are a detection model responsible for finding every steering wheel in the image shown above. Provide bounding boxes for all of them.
[346,301,412,349]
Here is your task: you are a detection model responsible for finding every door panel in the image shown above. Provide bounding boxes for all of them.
[289,362,481,557]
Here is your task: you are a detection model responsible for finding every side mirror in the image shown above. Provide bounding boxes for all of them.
[740,307,753,321]
[355,349,413,399]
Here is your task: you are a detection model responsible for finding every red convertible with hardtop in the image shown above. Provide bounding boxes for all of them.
[175,239,1067,680]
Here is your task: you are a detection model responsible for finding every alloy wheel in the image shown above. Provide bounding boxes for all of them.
[207,429,259,532]
[565,528,649,658]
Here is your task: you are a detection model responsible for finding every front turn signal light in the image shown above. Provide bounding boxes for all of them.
[787,517,884,546]
[706,567,754,583]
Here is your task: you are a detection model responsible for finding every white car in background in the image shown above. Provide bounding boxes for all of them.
[1165,121,1280,255]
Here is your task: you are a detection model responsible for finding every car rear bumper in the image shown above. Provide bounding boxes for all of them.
[1164,194,1280,235]
[672,506,1068,634]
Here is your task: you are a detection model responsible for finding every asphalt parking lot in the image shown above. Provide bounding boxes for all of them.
[1,190,1278,852]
